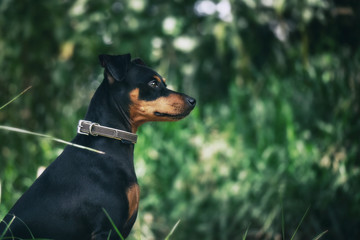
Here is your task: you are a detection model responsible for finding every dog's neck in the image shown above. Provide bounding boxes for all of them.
[84,81,133,134]
[75,84,136,182]
[77,80,136,167]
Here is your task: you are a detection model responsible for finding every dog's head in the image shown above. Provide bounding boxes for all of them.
[99,54,196,132]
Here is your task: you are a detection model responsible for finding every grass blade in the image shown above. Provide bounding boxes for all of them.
[0,215,16,239]
[290,206,310,240]
[312,230,328,240]
[0,215,52,240]
[102,208,124,240]
[165,219,181,240]
[242,225,249,240]
[0,86,32,110]
[0,125,105,154]
[107,230,112,240]
[11,215,35,239]
[282,205,285,240]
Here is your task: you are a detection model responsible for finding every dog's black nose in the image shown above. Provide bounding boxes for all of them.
[187,97,196,107]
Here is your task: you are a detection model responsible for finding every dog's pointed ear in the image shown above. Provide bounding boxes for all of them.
[132,58,146,66]
[99,54,131,82]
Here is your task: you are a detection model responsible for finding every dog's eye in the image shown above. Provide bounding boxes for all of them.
[148,80,159,88]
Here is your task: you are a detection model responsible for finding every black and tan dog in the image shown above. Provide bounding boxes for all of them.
[0,54,196,239]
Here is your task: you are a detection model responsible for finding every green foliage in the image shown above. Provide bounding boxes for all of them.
[1,0,359,239]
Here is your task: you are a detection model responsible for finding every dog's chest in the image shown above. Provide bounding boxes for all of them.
[126,184,140,220]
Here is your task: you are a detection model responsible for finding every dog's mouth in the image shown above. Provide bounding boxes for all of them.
[154,111,190,119]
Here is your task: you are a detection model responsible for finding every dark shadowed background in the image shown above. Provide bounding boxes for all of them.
[0,0,359,239]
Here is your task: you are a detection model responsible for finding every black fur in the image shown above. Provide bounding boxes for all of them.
[0,53,196,239]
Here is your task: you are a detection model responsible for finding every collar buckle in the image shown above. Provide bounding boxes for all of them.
[77,120,91,135]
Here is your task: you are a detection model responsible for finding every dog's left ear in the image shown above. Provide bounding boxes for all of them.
[99,54,131,82]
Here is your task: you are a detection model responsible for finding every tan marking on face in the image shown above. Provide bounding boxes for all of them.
[162,77,166,83]
[153,75,162,83]
[126,184,140,221]
[129,88,189,132]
